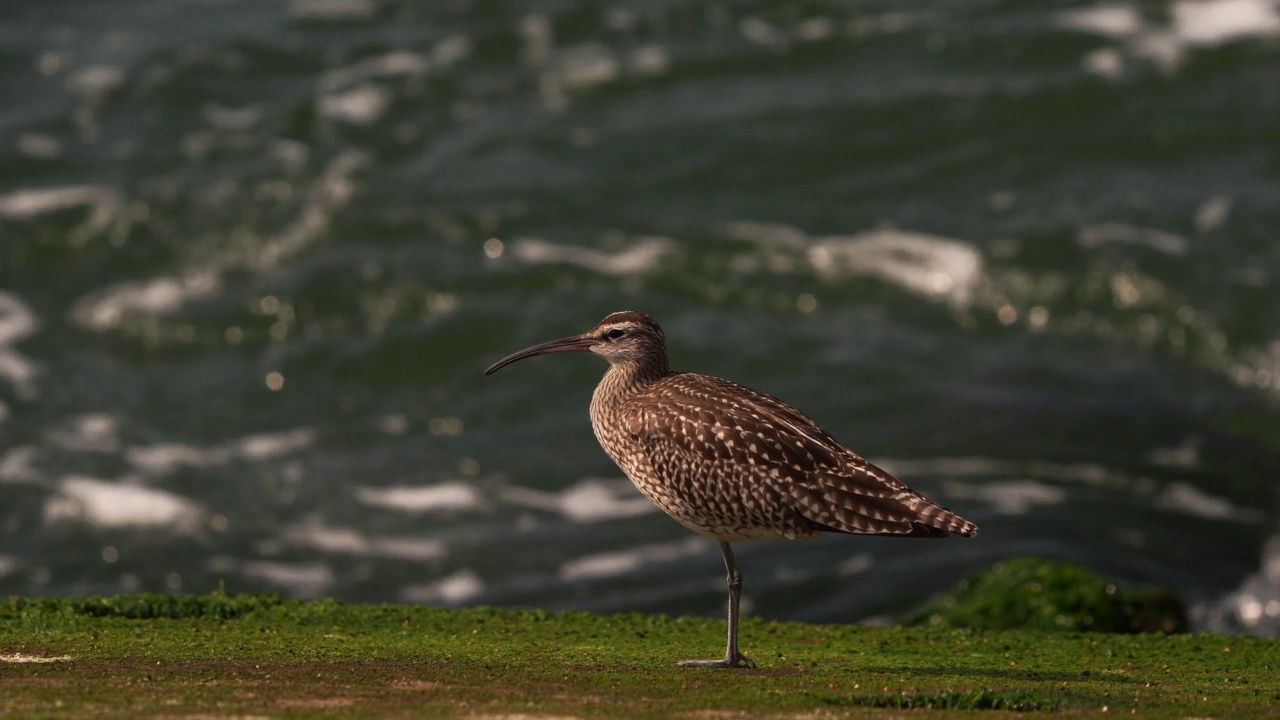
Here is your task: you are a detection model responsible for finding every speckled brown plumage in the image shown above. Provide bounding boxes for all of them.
[486,310,978,669]
[580,311,977,543]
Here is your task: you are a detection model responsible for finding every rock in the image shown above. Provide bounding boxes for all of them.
[907,556,1188,634]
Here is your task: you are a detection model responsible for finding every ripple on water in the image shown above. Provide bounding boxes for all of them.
[723,222,984,308]
[1060,0,1280,75]
[500,478,658,523]
[282,520,447,562]
[401,569,485,605]
[0,293,41,401]
[207,558,336,598]
[354,482,482,514]
[71,272,220,332]
[125,429,317,476]
[559,536,705,582]
[509,235,677,277]
[43,476,205,532]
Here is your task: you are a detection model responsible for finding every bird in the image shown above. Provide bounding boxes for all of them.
[485,310,977,669]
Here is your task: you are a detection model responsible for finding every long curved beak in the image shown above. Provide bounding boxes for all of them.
[484,335,597,375]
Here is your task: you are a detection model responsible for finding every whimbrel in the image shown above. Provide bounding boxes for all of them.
[485,311,977,668]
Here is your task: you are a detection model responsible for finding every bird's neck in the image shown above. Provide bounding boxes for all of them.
[595,359,669,406]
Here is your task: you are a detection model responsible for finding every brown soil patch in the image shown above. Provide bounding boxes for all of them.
[277,697,355,708]
[390,678,448,690]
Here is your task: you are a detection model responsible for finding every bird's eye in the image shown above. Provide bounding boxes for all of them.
[606,329,625,340]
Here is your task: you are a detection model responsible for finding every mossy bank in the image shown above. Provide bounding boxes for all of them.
[2,590,1278,719]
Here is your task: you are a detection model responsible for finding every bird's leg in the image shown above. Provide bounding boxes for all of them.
[679,541,756,669]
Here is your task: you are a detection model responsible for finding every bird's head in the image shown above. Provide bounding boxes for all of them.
[484,310,668,375]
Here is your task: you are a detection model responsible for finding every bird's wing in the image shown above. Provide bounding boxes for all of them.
[626,373,973,537]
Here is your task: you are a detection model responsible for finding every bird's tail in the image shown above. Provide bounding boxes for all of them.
[908,498,978,537]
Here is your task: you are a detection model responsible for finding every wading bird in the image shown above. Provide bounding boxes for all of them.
[485,311,977,668]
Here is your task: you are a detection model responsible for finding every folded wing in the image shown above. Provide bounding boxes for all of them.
[626,372,977,538]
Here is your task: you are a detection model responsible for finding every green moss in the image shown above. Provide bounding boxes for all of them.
[861,688,1061,711]
[1,592,1275,719]
[907,556,1189,634]
[3,588,289,620]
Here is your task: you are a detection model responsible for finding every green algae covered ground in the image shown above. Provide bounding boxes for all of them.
[1,592,1278,719]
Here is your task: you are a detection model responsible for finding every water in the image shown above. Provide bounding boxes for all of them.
[2,0,1279,635]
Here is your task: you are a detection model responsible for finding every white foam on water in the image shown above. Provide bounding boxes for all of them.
[1172,0,1280,46]
[902,456,1260,521]
[0,446,40,484]
[1059,4,1143,37]
[255,151,368,271]
[355,481,482,513]
[18,133,63,159]
[629,45,671,76]
[519,15,552,68]
[318,84,392,126]
[808,229,984,308]
[319,51,429,91]
[126,443,215,474]
[883,456,1114,486]
[1198,536,1280,635]
[232,428,318,460]
[797,17,836,42]
[0,348,38,391]
[65,65,125,97]
[528,38,629,109]
[1195,195,1233,233]
[238,560,335,597]
[559,536,704,582]
[837,552,874,576]
[722,222,983,307]
[1083,47,1126,79]
[284,522,368,554]
[1078,222,1191,256]
[723,221,811,251]
[1154,482,1264,523]
[44,413,121,452]
[372,537,450,563]
[555,43,620,91]
[125,428,316,475]
[546,480,657,522]
[0,351,39,401]
[1060,0,1280,75]
[942,480,1068,515]
[1230,340,1280,395]
[501,478,658,522]
[0,185,122,242]
[510,236,676,276]
[283,520,447,561]
[44,476,205,531]
[71,271,220,331]
[0,292,38,346]
[401,569,485,604]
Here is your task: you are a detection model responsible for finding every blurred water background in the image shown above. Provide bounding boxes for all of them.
[2,0,1279,636]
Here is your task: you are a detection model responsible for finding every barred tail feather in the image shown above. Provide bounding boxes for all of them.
[908,497,978,537]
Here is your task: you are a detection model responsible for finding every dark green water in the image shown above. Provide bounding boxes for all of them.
[2,0,1279,635]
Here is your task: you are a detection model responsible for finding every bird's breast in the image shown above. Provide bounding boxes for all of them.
[587,394,816,542]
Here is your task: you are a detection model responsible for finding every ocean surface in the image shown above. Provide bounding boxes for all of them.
[2,0,1279,636]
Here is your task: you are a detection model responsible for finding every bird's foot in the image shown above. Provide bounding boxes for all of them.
[678,652,756,669]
